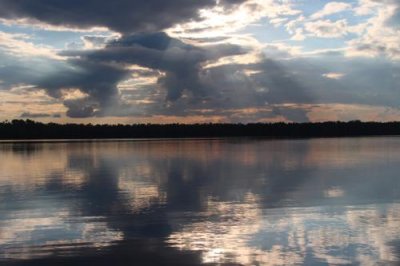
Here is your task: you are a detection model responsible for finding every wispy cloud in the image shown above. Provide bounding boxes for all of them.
[0,31,61,59]
[310,2,352,20]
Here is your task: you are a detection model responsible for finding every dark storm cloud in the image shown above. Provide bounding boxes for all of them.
[218,0,248,10]
[38,59,128,99]
[63,97,99,118]
[0,50,129,118]
[61,32,247,103]
[119,57,315,122]
[0,32,248,118]
[20,112,51,118]
[20,112,61,118]
[219,0,247,5]
[37,59,130,117]
[0,0,244,33]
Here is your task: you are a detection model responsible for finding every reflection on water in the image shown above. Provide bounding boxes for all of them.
[1,138,400,265]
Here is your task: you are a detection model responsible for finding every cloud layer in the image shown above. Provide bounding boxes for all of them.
[0,0,229,33]
[0,0,399,123]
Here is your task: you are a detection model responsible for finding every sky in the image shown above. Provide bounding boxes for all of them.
[0,0,399,124]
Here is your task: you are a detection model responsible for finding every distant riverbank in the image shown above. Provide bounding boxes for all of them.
[1,119,400,140]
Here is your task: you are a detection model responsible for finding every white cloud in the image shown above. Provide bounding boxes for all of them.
[311,2,352,20]
[304,19,349,38]
[263,42,303,58]
[282,1,355,40]
[285,15,306,34]
[346,1,400,60]
[291,28,306,41]
[354,0,382,16]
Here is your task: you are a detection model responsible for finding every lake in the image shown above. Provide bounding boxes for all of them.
[1,137,400,265]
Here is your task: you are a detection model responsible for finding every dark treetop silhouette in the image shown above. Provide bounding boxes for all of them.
[1,119,400,140]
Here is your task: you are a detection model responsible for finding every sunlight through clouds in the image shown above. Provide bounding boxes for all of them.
[0,0,398,122]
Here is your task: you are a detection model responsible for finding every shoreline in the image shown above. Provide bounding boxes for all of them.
[1,134,400,144]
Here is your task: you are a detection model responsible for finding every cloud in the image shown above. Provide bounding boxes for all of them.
[4,32,244,118]
[347,0,400,60]
[0,0,399,123]
[81,35,119,49]
[0,42,127,118]
[249,59,313,104]
[20,112,60,118]
[169,0,301,38]
[285,6,354,41]
[387,0,400,26]
[63,98,99,118]
[354,0,381,16]
[0,0,243,34]
[61,32,246,104]
[1,27,399,123]
[0,49,66,90]
[0,32,248,119]
[304,19,349,38]
[310,2,352,20]
[127,57,316,122]
[355,0,400,27]
[37,59,130,117]
[2,30,399,122]
[0,31,60,59]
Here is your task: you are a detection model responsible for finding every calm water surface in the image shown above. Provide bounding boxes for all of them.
[1,138,400,265]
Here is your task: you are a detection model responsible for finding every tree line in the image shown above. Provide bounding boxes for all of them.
[1,119,400,139]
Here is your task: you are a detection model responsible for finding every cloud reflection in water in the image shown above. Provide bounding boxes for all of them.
[0,138,400,265]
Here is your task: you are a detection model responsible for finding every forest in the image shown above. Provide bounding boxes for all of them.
[1,119,400,140]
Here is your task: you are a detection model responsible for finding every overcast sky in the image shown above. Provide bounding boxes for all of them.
[0,0,399,123]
